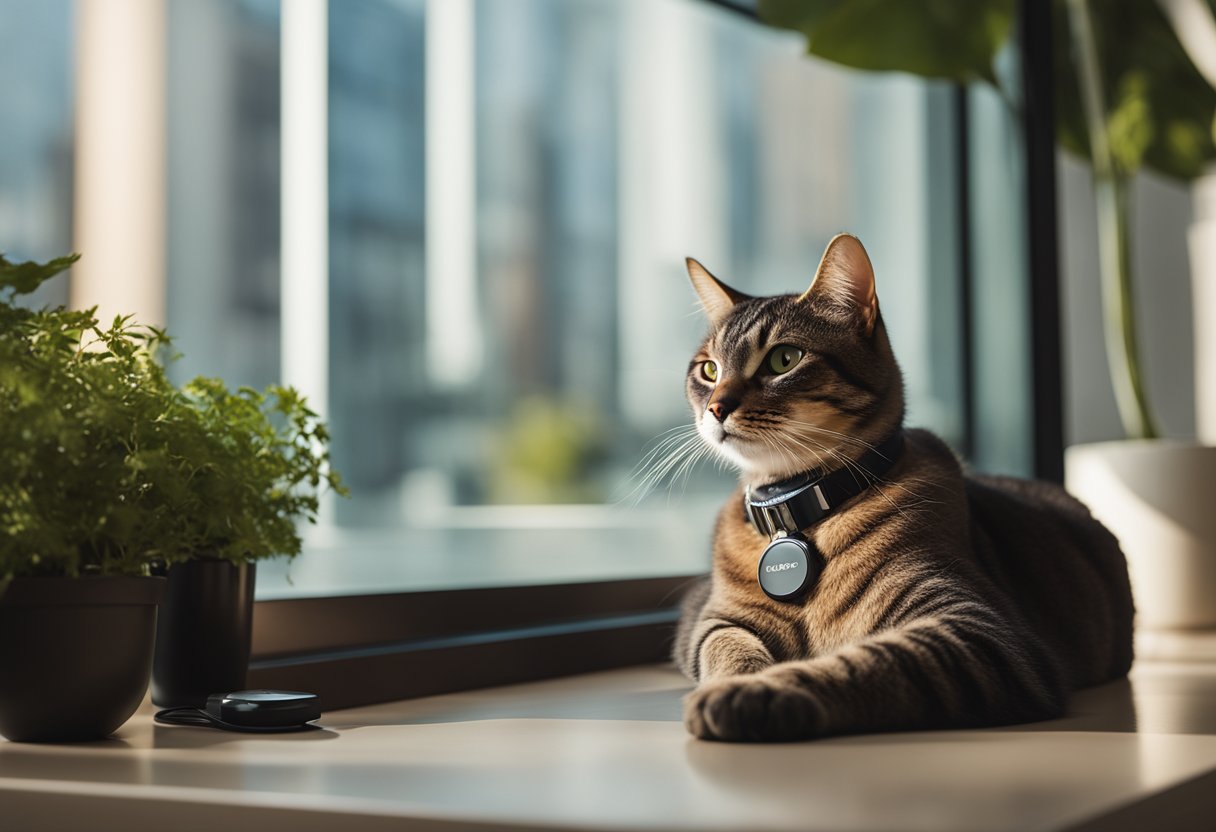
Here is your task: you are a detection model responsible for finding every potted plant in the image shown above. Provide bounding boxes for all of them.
[0,252,344,740]
[757,0,1216,635]
[1,252,170,742]
[148,378,346,708]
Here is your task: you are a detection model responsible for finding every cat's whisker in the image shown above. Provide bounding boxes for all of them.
[759,431,812,480]
[778,429,841,472]
[805,434,940,509]
[792,432,914,521]
[753,433,784,474]
[781,422,932,504]
[790,431,878,484]
[620,433,697,494]
[785,424,941,506]
[783,419,888,456]
[667,440,702,492]
[648,432,712,483]
[631,430,699,474]
[773,434,807,476]
[638,424,700,452]
[616,428,705,505]
[778,428,896,507]
[646,424,701,441]
[670,442,713,502]
[759,419,881,476]
[642,438,702,488]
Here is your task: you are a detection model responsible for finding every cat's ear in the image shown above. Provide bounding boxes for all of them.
[686,257,749,325]
[800,233,878,336]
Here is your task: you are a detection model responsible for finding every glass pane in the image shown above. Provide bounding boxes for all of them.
[968,77,1033,477]
[0,0,1055,603]
[259,0,965,598]
[166,0,281,392]
[0,0,74,310]
[327,0,426,516]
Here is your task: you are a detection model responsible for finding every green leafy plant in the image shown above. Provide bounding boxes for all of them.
[0,253,346,582]
[488,397,609,503]
[759,0,1216,439]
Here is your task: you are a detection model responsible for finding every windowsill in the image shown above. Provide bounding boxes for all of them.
[254,503,718,600]
[3,659,1216,831]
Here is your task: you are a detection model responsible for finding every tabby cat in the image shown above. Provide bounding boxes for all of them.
[673,234,1134,742]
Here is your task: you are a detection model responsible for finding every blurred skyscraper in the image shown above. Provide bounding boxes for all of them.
[166,0,281,391]
[328,0,427,499]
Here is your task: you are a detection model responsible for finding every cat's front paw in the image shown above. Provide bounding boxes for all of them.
[683,674,824,742]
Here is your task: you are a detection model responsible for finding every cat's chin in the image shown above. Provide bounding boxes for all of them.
[697,423,816,485]
[736,456,818,486]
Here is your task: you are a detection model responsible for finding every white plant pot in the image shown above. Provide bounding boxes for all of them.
[1065,440,1216,631]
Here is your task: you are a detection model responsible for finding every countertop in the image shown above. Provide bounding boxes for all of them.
[3,659,1216,831]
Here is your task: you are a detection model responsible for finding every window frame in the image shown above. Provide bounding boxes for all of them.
[248,575,691,709]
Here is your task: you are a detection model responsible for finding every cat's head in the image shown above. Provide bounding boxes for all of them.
[685,234,904,484]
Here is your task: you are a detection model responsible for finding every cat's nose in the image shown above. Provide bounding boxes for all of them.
[707,399,737,422]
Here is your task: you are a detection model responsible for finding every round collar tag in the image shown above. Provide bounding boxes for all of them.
[757,536,822,602]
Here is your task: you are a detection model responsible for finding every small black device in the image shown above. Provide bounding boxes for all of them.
[155,689,321,733]
[745,430,905,603]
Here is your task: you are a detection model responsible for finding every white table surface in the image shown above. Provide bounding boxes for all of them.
[3,658,1216,832]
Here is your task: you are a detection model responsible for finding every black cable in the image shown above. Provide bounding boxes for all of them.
[154,706,320,734]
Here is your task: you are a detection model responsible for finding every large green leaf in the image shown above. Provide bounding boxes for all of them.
[759,0,1014,85]
[761,0,1216,181]
[1054,0,1216,180]
[0,252,80,296]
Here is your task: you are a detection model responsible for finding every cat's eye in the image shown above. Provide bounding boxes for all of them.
[701,361,718,383]
[766,345,803,375]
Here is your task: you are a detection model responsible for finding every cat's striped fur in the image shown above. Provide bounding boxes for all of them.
[674,234,1133,742]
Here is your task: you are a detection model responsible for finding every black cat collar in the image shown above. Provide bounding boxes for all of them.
[745,429,905,603]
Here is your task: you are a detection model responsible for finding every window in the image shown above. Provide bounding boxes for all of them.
[153,0,976,599]
[0,0,997,599]
[1,0,1052,605]
[1,0,1060,704]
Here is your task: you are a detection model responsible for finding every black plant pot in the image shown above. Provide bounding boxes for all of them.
[152,559,255,708]
[0,575,165,742]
